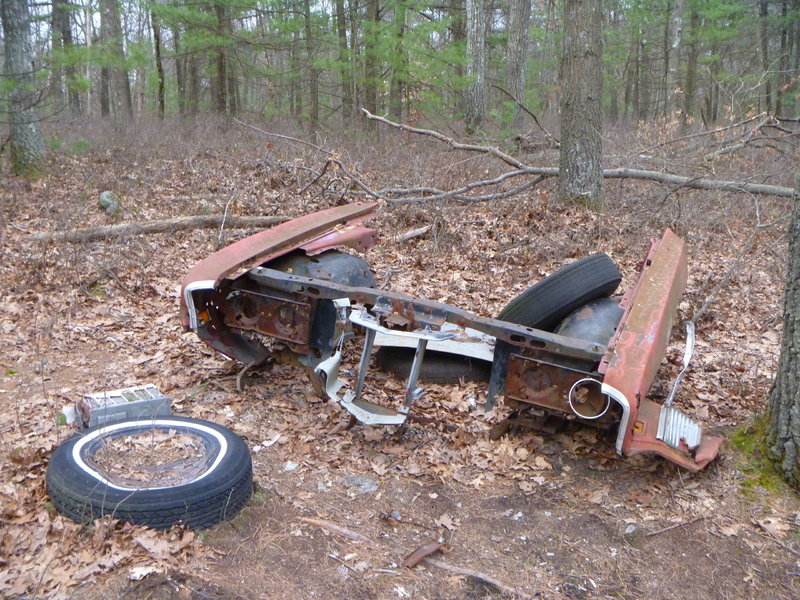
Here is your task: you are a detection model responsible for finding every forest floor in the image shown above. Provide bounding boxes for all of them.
[1,117,800,600]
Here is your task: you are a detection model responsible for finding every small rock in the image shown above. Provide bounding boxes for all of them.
[284,462,299,471]
[343,475,378,494]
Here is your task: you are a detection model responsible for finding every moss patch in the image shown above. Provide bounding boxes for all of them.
[731,414,788,495]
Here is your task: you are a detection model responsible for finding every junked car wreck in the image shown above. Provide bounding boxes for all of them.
[180,201,723,472]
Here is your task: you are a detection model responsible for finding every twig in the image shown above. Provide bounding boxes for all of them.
[421,557,536,600]
[691,213,790,324]
[328,553,363,577]
[298,517,374,544]
[233,117,334,156]
[362,108,527,170]
[646,514,708,537]
[69,325,146,352]
[641,112,769,153]
[749,527,800,557]
[491,84,559,146]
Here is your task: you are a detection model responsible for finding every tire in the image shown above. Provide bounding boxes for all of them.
[497,253,622,331]
[46,416,253,530]
[375,347,492,384]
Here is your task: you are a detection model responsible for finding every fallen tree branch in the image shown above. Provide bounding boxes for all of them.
[297,517,374,544]
[397,224,433,242]
[30,215,289,243]
[364,111,795,201]
[233,117,334,156]
[421,557,537,600]
[646,515,709,537]
[641,112,769,153]
[361,108,527,170]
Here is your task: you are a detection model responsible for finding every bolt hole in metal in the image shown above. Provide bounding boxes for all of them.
[567,378,611,420]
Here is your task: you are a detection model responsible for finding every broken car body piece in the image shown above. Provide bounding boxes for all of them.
[180,202,723,471]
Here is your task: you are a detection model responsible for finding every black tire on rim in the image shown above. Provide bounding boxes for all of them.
[497,253,622,331]
[374,347,492,384]
[46,416,252,530]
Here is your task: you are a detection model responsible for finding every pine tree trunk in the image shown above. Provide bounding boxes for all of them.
[505,0,531,130]
[152,11,165,119]
[1,0,45,175]
[364,0,380,131]
[768,170,800,488]
[335,0,353,120]
[682,8,699,130]
[303,0,319,132]
[759,0,773,113]
[100,0,133,118]
[464,0,486,133]
[389,0,407,121]
[558,0,603,209]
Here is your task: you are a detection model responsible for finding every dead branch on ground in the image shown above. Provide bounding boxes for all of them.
[361,110,795,203]
[640,113,769,153]
[421,557,537,600]
[297,517,375,544]
[233,117,334,157]
[29,215,289,243]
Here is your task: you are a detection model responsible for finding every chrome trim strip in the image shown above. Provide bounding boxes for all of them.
[601,382,631,455]
[183,280,216,331]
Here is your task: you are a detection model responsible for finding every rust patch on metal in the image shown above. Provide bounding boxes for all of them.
[221,292,312,351]
[505,355,605,417]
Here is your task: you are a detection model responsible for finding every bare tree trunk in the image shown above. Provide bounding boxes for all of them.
[559,0,603,209]
[768,170,800,488]
[505,0,531,130]
[335,0,353,120]
[151,10,165,119]
[464,0,486,133]
[51,0,81,116]
[212,2,228,114]
[1,0,45,175]
[364,0,380,131]
[759,0,773,113]
[100,0,133,118]
[776,0,790,115]
[173,26,186,116]
[682,7,699,130]
[389,0,407,121]
[303,0,319,132]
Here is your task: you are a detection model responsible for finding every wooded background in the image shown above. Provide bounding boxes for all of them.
[2,0,798,131]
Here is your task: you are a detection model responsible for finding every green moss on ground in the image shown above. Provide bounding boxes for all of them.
[731,415,788,495]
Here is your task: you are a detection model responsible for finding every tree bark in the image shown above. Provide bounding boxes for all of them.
[464,0,486,133]
[335,0,353,120]
[51,0,81,116]
[364,0,380,131]
[759,0,773,113]
[768,170,800,488]
[303,0,320,132]
[151,10,165,119]
[99,0,133,118]
[1,0,45,175]
[505,0,531,131]
[559,0,603,209]
[682,6,699,130]
[389,0,407,121]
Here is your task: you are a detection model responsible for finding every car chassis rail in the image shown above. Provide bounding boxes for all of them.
[181,203,723,471]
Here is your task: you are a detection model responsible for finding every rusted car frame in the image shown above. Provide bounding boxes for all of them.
[181,202,722,471]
